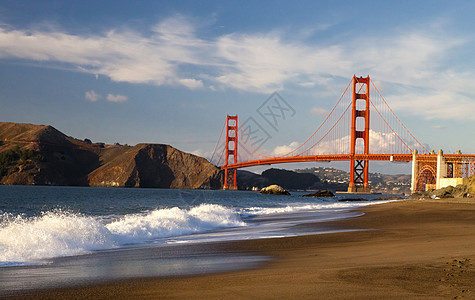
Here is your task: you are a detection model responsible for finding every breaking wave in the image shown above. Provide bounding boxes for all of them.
[0,204,245,266]
[242,200,392,216]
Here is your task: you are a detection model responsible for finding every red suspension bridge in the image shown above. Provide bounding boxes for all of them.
[211,75,475,192]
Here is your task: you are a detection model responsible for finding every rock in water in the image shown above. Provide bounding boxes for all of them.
[260,184,290,195]
[301,190,334,197]
[338,198,368,202]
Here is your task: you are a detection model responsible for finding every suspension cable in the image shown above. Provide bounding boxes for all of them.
[210,119,227,164]
[237,119,275,158]
[371,80,429,153]
[279,79,353,157]
[297,102,352,156]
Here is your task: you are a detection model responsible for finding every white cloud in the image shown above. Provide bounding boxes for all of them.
[299,81,316,87]
[351,33,464,90]
[190,148,213,160]
[388,91,475,121]
[0,17,429,93]
[85,90,100,102]
[0,16,208,89]
[306,130,425,156]
[85,90,128,103]
[106,93,128,103]
[272,141,299,156]
[297,23,336,39]
[0,16,473,121]
[309,106,329,116]
[179,78,203,89]
[214,33,348,92]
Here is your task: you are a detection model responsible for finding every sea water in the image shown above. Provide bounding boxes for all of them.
[0,185,398,294]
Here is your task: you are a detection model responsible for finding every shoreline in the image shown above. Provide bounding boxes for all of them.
[8,198,475,299]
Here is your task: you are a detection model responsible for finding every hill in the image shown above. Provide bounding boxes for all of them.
[235,166,411,193]
[261,168,320,190]
[237,168,333,191]
[0,122,221,189]
[296,167,411,194]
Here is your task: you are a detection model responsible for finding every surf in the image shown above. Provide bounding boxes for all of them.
[0,204,245,266]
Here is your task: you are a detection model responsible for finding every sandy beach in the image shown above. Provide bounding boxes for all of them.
[8,198,475,299]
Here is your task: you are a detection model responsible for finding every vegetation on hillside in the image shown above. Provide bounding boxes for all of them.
[0,147,43,177]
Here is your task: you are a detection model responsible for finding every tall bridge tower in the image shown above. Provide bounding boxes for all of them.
[348,75,370,193]
[223,115,238,190]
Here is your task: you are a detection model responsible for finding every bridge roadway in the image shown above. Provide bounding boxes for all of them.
[221,153,475,169]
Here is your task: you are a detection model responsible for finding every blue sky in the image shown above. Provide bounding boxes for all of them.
[1,0,475,174]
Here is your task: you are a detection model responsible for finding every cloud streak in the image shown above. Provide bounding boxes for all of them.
[0,15,473,120]
[106,94,128,103]
[309,106,329,117]
[85,90,127,103]
[388,91,475,121]
[272,141,299,156]
[85,90,100,102]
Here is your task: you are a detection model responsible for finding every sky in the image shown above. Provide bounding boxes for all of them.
[1,0,475,175]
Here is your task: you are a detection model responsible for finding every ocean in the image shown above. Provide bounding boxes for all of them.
[0,185,398,295]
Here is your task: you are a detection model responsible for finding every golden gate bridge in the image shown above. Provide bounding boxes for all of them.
[211,75,475,193]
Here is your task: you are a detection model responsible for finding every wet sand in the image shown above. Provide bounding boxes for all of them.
[8,199,475,299]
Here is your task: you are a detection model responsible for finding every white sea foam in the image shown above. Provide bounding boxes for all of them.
[106,204,246,244]
[0,204,245,266]
[0,210,115,266]
[0,201,394,266]
[242,200,393,216]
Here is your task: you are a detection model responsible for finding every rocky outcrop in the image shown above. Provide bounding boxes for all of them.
[0,122,222,189]
[410,176,475,199]
[260,184,290,195]
[301,190,334,197]
[338,198,368,202]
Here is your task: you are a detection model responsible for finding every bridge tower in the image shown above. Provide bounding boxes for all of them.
[348,75,371,193]
[223,115,238,190]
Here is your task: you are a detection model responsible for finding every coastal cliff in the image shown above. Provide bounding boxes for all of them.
[88,144,221,189]
[0,122,222,189]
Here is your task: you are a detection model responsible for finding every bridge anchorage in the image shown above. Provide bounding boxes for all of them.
[212,75,475,193]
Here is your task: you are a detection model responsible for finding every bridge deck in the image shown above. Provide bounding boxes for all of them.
[220,154,475,169]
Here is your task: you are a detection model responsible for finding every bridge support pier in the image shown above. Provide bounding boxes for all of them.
[348,75,371,193]
[411,149,475,193]
[223,167,237,190]
[348,160,370,193]
[410,149,418,193]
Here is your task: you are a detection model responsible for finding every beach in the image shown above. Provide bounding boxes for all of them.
[8,198,475,299]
